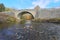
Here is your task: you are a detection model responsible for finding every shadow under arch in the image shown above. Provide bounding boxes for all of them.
[18,11,34,19]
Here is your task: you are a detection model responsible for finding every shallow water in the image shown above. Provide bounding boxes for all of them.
[0,22,60,40]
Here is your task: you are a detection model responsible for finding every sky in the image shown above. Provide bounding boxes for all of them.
[0,0,60,9]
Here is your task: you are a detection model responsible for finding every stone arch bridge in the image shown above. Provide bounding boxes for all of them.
[14,10,36,20]
[12,6,40,20]
[2,6,60,20]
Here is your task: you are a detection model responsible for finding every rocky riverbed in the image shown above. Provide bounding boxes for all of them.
[0,22,60,40]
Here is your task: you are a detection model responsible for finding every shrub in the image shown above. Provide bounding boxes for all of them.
[0,16,17,30]
[32,18,60,23]
[32,18,48,23]
[19,19,26,24]
[48,18,60,23]
[6,16,17,24]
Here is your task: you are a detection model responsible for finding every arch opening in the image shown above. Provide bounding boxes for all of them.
[18,11,34,20]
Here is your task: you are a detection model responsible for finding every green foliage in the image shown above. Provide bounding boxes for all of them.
[6,16,16,24]
[32,18,46,23]
[20,19,26,24]
[0,3,5,12]
[5,8,13,11]
[0,16,17,30]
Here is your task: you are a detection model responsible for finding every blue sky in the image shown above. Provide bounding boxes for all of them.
[0,0,60,9]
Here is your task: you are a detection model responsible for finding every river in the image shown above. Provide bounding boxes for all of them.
[0,20,60,40]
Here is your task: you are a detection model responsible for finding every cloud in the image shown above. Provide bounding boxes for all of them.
[29,0,50,8]
[29,0,60,9]
[54,0,60,3]
[32,0,50,8]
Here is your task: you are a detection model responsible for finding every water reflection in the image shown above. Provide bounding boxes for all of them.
[24,20,32,29]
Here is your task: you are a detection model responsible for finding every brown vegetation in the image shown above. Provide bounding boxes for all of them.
[32,18,60,23]
[0,13,17,29]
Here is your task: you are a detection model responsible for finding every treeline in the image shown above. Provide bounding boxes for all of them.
[0,3,5,12]
[0,3,14,12]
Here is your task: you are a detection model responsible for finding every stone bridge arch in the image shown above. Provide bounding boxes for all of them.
[17,11,34,20]
[14,9,36,20]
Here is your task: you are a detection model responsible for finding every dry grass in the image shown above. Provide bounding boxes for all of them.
[32,18,60,23]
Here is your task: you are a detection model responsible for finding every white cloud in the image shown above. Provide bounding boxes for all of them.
[54,0,60,3]
[32,0,50,8]
[29,0,60,9]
